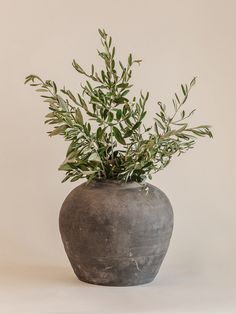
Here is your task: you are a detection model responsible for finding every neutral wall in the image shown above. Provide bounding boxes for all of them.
[0,0,235,312]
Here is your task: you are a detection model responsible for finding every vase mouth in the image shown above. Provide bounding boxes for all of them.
[90,178,144,188]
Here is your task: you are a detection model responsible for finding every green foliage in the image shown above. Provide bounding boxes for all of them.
[25,28,213,185]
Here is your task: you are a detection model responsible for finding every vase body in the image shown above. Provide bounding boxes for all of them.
[59,180,173,286]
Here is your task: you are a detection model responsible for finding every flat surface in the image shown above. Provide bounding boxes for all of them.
[1,0,236,313]
[0,263,235,314]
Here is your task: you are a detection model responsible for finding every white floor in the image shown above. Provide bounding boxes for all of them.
[0,262,235,314]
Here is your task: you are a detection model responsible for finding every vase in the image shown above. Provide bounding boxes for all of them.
[59,179,173,286]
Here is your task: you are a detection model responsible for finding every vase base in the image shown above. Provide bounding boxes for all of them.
[76,274,156,287]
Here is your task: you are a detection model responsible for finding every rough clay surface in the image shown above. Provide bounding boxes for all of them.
[59,180,174,286]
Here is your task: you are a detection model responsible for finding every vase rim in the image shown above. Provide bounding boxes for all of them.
[90,178,144,188]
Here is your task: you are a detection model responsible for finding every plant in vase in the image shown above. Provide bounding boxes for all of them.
[25,29,212,286]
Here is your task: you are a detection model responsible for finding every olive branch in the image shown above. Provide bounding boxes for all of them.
[25,28,213,186]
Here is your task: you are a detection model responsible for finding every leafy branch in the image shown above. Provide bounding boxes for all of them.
[25,28,213,185]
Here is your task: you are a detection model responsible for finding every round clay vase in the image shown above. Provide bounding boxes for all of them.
[59,180,173,286]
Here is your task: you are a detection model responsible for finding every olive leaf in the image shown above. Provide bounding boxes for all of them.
[113,127,126,145]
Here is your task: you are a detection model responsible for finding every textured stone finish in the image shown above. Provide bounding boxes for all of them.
[59,180,173,286]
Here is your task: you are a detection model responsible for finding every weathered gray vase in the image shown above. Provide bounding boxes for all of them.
[59,180,173,286]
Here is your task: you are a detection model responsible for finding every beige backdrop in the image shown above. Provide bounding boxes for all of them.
[0,0,235,313]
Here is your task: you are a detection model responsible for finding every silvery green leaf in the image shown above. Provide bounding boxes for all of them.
[75,108,83,124]
[57,95,68,111]
[113,127,126,145]
[88,153,101,162]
